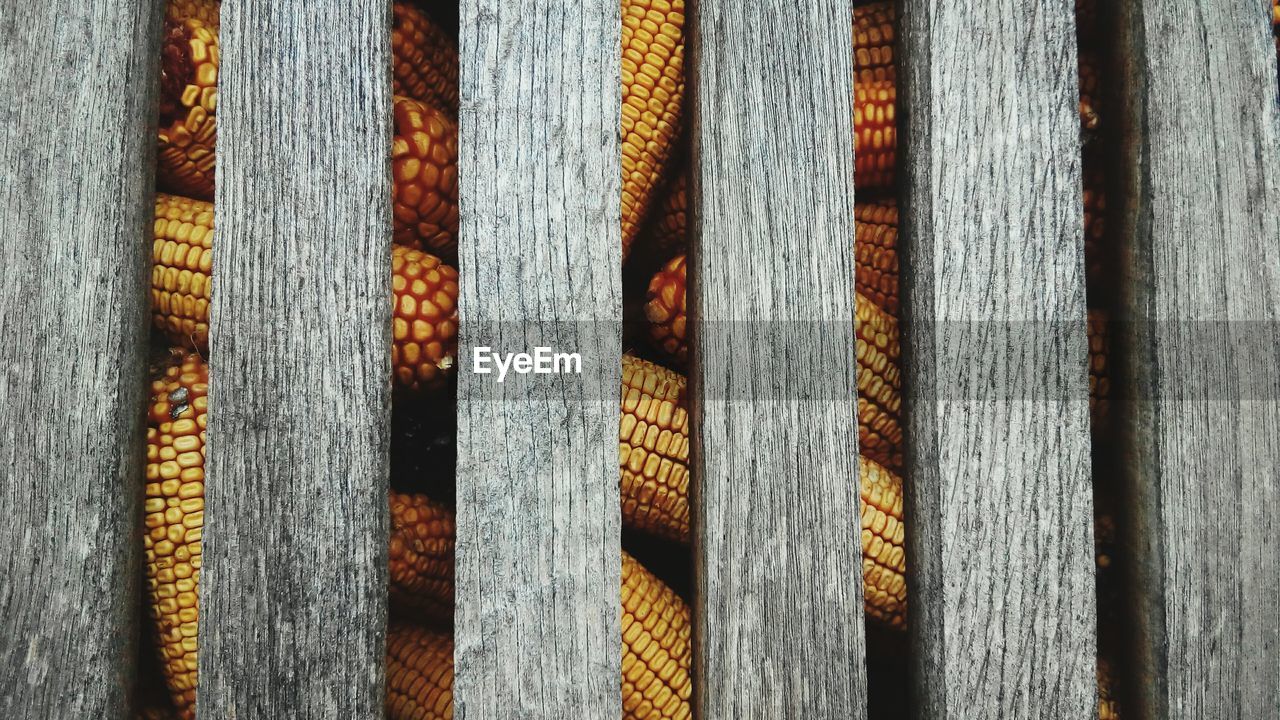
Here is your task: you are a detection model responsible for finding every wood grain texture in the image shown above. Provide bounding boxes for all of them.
[897,0,1097,716]
[688,2,869,716]
[453,1,623,718]
[198,2,392,717]
[0,1,161,716]
[1111,0,1280,716]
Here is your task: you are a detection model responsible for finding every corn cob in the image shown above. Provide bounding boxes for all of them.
[158,16,219,200]
[144,351,208,719]
[853,79,896,190]
[621,0,685,263]
[644,254,688,364]
[151,194,213,350]
[392,245,460,393]
[856,292,903,471]
[620,354,691,544]
[1079,50,1101,134]
[165,0,218,30]
[648,170,687,260]
[393,96,460,257]
[388,490,456,621]
[859,456,908,629]
[853,2,895,83]
[387,624,455,720]
[392,1,459,115]
[854,200,899,315]
[149,210,459,390]
[384,552,693,720]
[1088,309,1110,427]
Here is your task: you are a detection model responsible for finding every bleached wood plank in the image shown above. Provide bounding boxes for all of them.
[0,1,162,716]
[198,1,392,716]
[897,0,1098,716]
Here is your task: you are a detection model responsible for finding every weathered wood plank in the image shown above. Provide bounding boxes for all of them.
[897,0,1097,716]
[453,1,622,718]
[689,2,869,716]
[1110,0,1280,716]
[198,2,392,716]
[0,1,161,716]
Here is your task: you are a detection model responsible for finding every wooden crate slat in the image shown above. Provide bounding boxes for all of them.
[1111,0,1280,715]
[0,1,162,716]
[690,2,870,716]
[198,2,392,716]
[453,1,623,717]
[897,0,1097,716]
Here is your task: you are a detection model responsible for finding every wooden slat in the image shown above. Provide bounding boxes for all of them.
[453,1,622,717]
[1110,0,1280,716]
[198,2,392,716]
[0,1,161,716]
[897,0,1097,716]
[689,2,869,716]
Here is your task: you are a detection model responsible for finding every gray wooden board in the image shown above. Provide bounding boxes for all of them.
[198,1,392,717]
[453,1,623,718]
[689,1,869,716]
[897,0,1097,716]
[0,1,161,716]
[1110,0,1280,716]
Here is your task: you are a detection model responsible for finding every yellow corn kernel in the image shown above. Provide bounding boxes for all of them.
[620,354,691,543]
[644,254,688,364]
[392,96,460,257]
[853,79,896,190]
[151,194,213,350]
[621,0,685,263]
[855,200,899,315]
[158,17,219,200]
[853,2,895,83]
[392,1,459,115]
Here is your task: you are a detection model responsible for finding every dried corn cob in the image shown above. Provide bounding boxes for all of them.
[392,1,459,115]
[859,456,907,630]
[1088,309,1110,427]
[393,96,460,257]
[854,79,896,190]
[856,293,903,470]
[387,624,455,720]
[158,16,219,200]
[644,254,688,364]
[1079,50,1101,134]
[392,245,460,393]
[151,194,213,349]
[389,490,456,621]
[144,351,208,719]
[620,354,691,543]
[648,170,687,260]
[165,0,218,30]
[853,1,895,83]
[620,550,693,720]
[621,0,685,263]
[384,552,693,720]
[855,200,899,315]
